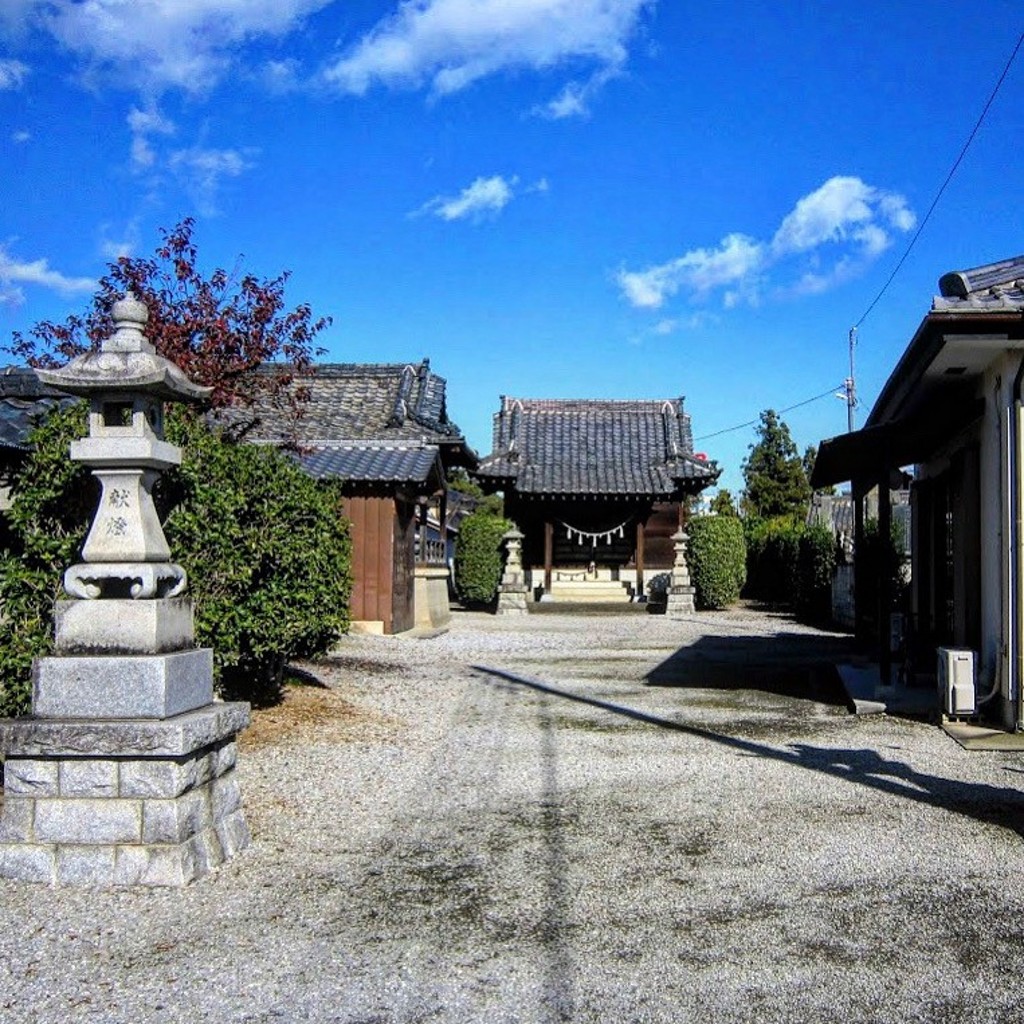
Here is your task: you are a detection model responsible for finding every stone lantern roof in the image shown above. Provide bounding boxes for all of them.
[36,293,211,404]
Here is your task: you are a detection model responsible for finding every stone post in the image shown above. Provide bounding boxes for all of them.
[0,294,250,887]
[496,528,529,615]
[665,528,696,618]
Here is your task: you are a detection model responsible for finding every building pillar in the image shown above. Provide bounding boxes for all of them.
[853,477,868,642]
[635,519,645,599]
[544,520,553,594]
[878,477,894,688]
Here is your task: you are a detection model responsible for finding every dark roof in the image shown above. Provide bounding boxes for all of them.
[0,367,75,452]
[475,397,719,497]
[244,361,472,452]
[934,255,1024,311]
[812,254,1024,488]
[292,442,443,486]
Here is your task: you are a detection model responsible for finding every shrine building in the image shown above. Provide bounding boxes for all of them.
[474,397,720,603]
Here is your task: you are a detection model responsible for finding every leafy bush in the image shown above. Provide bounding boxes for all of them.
[744,517,839,624]
[795,524,837,624]
[0,404,353,714]
[744,516,802,605]
[0,403,91,716]
[454,509,512,606]
[687,515,746,609]
[163,411,352,703]
[859,517,910,615]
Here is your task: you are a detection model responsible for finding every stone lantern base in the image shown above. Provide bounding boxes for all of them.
[0,702,249,886]
[496,584,530,615]
[665,586,696,618]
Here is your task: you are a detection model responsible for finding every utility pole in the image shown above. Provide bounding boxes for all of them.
[844,326,857,432]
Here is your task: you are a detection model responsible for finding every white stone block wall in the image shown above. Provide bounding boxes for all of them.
[0,737,248,886]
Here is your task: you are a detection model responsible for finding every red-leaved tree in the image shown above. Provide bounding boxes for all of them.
[9,217,330,411]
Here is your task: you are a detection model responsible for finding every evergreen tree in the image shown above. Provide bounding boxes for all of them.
[710,489,739,516]
[741,409,811,520]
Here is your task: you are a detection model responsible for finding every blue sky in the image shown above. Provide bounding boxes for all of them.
[1,1,1022,496]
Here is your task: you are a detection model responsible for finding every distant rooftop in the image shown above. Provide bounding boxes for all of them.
[475,396,718,498]
[0,367,74,453]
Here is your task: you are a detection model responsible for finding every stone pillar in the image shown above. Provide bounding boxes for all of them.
[496,528,529,615]
[0,294,250,887]
[665,528,696,618]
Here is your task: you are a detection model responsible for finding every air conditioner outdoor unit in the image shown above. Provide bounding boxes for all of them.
[937,647,977,716]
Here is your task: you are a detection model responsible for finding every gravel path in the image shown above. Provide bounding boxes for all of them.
[3,607,1024,1023]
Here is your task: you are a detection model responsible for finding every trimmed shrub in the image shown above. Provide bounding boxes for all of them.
[0,403,92,716]
[0,404,353,714]
[163,411,352,703]
[687,515,746,610]
[795,523,837,624]
[744,516,802,605]
[454,510,512,606]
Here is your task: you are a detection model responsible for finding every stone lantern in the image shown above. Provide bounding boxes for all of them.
[55,295,203,600]
[496,527,529,615]
[0,295,250,887]
[665,528,696,618]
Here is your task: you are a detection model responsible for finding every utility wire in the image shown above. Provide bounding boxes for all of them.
[693,385,844,443]
[854,28,1024,329]
[693,30,1023,454]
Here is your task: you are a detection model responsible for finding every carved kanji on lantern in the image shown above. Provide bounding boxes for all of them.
[36,293,210,600]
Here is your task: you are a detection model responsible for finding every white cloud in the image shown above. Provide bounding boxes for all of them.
[771,175,916,257]
[29,0,333,94]
[169,145,255,215]
[12,130,31,143]
[324,0,651,103]
[417,174,518,222]
[127,105,176,170]
[618,176,916,311]
[0,58,29,89]
[0,243,95,307]
[261,58,302,94]
[617,233,765,309]
[99,220,142,260]
[534,64,620,119]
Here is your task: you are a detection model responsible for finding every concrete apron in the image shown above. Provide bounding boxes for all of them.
[837,662,1024,750]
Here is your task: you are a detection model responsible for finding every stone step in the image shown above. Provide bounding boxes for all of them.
[547,582,633,603]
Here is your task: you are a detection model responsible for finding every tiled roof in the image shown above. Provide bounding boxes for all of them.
[0,367,75,452]
[292,442,442,485]
[244,361,469,448]
[932,255,1024,312]
[475,397,719,497]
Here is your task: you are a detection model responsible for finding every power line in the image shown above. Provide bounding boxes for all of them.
[693,385,844,443]
[854,28,1024,330]
[696,30,1024,455]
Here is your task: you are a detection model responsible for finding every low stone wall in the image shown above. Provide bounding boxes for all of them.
[414,565,451,630]
[0,703,250,886]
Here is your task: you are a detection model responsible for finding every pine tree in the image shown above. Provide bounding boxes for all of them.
[741,409,811,520]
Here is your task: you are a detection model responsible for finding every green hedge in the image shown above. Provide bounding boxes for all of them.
[454,510,512,606]
[744,516,802,605]
[744,516,838,624]
[163,411,352,703]
[795,524,837,624]
[0,404,353,714]
[687,515,746,610]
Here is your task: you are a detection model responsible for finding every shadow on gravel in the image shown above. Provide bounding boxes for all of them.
[475,665,1024,841]
[645,629,859,707]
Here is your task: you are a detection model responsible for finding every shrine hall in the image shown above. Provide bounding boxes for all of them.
[474,396,720,603]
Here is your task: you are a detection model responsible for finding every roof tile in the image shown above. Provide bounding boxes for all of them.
[475,397,718,496]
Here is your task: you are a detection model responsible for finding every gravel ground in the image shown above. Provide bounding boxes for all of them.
[3,606,1024,1023]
